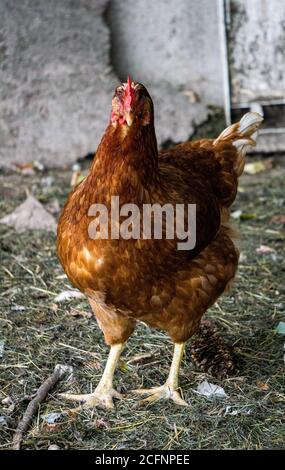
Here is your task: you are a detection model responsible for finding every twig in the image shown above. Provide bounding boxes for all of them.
[58,342,100,359]
[12,364,71,450]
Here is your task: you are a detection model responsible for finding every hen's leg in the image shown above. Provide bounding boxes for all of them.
[59,343,124,410]
[132,342,189,406]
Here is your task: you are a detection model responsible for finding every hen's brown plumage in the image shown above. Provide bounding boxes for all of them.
[57,80,262,408]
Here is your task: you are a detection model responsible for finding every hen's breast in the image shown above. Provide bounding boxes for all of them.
[57,189,179,309]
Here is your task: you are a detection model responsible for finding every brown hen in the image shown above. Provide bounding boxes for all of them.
[57,77,262,409]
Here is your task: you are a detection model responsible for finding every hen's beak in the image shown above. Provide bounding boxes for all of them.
[125,111,134,127]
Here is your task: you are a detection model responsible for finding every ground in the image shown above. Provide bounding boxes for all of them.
[0,156,284,450]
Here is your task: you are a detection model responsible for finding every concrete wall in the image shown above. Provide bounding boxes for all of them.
[0,0,210,167]
[229,0,285,104]
[107,0,224,106]
[0,0,118,167]
[0,0,284,167]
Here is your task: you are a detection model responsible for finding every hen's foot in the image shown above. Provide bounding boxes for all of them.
[132,343,189,407]
[59,343,125,412]
[59,386,123,411]
[132,383,189,407]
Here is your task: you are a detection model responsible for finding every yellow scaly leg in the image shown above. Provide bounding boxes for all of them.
[132,342,189,406]
[59,343,124,410]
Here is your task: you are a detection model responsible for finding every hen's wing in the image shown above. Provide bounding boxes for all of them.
[158,112,263,251]
[160,112,263,209]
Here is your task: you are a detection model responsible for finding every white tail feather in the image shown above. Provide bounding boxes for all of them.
[214,112,263,149]
[234,112,263,151]
[214,112,263,177]
[239,112,263,133]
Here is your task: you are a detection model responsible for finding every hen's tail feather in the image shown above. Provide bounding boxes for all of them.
[214,112,263,176]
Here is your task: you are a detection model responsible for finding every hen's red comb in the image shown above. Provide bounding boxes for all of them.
[124,75,136,109]
[126,75,132,91]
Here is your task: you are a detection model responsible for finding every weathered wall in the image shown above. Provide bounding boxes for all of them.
[0,0,209,167]
[229,0,285,104]
[0,0,117,167]
[107,0,224,106]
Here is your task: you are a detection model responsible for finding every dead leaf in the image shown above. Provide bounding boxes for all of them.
[244,159,272,175]
[0,195,56,233]
[15,162,34,170]
[90,418,109,429]
[68,307,92,319]
[51,303,58,313]
[256,245,275,254]
[42,412,64,424]
[196,380,228,398]
[85,360,101,370]
[15,162,35,175]
[54,290,85,303]
[14,161,45,172]
[1,396,13,406]
[42,422,63,433]
[1,396,15,413]
[270,215,285,226]
[21,168,36,176]
[256,381,270,391]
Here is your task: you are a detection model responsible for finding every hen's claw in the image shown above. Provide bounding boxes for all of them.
[59,388,123,411]
[132,384,189,407]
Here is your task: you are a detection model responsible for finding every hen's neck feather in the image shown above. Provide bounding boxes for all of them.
[88,122,160,202]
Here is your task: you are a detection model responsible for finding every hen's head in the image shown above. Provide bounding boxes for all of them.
[111,77,153,128]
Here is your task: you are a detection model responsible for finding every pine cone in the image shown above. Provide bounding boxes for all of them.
[189,319,235,379]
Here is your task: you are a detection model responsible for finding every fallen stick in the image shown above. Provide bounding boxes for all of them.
[12,364,72,450]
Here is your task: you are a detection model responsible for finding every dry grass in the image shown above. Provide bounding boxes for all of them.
[0,158,284,450]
